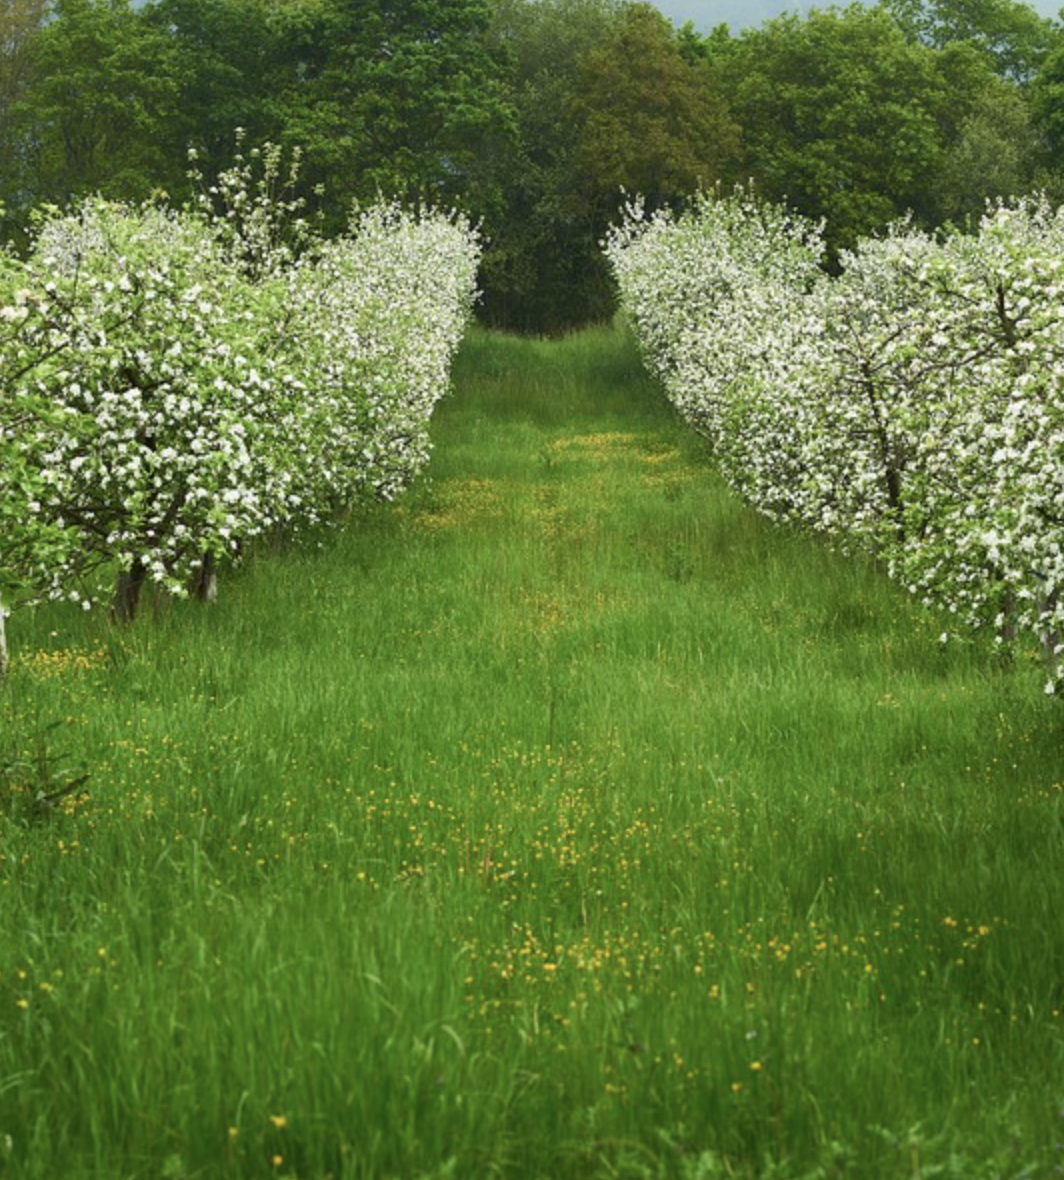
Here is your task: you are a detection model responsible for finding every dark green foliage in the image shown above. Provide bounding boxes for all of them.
[145,0,285,182]
[15,0,182,207]
[701,4,1047,255]
[934,81,1053,223]
[567,4,739,207]
[882,0,1058,82]
[475,0,626,333]
[2,0,517,233]
[478,0,742,333]
[267,0,516,220]
[0,0,48,241]
[1028,40,1064,179]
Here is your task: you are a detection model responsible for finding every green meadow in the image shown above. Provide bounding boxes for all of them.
[2,326,1063,1179]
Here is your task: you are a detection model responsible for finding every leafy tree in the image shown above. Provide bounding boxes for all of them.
[568,4,740,215]
[267,0,515,220]
[16,0,181,208]
[880,0,1059,83]
[146,0,284,185]
[1026,41,1064,180]
[709,5,1008,254]
[480,0,739,333]
[933,80,1052,223]
[0,0,45,143]
[0,0,47,235]
[478,0,626,331]
[2,0,513,244]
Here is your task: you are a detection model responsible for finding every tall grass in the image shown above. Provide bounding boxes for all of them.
[1,324,1063,1179]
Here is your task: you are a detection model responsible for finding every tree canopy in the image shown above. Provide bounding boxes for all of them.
[881,0,1057,81]
[707,5,1020,253]
[569,5,740,211]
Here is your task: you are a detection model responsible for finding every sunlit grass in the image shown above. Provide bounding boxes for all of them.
[1,324,1063,1178]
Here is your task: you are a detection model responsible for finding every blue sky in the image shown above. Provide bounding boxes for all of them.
[652,0,1063,35]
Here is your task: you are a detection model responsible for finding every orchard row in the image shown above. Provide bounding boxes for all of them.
[0,145,479,673]
[607,190,1064,692]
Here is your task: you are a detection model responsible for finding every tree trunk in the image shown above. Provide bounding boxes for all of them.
[0,592,8,682]
[1038,585,1061,674]
[111,564,147,625]
[188,551,217,604]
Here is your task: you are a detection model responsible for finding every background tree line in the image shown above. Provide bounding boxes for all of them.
[2,0,1064,333]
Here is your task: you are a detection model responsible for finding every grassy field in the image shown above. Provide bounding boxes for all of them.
[1,325,1063,1179]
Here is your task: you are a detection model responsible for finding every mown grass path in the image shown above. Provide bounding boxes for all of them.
[2,327,1064,1179]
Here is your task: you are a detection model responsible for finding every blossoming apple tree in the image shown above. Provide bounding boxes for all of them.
[607,189,1064,691]
[0,150,480,663]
